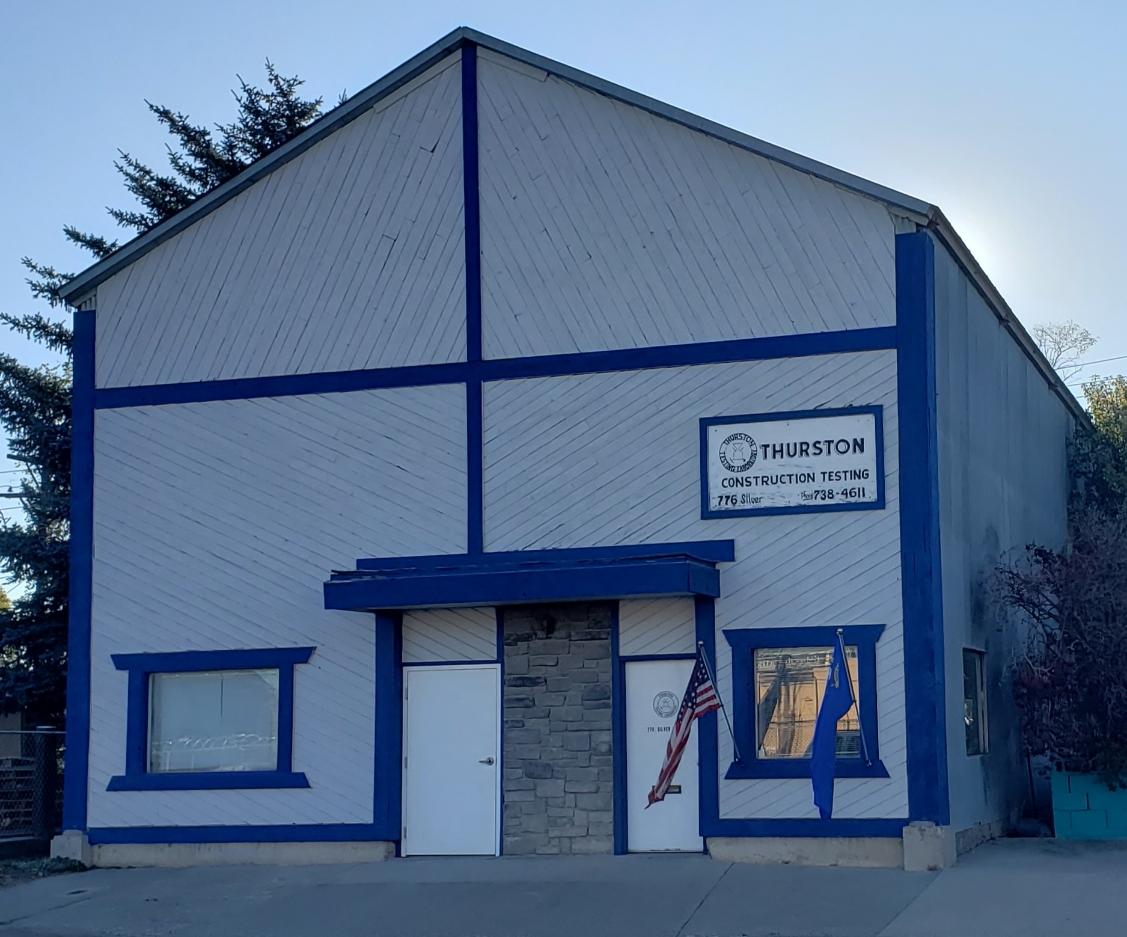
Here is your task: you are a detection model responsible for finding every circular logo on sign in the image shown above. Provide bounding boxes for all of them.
[719,433,757,473]
[653,690,679,718]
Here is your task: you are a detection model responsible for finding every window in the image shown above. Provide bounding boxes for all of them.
[755,646,861,760]
[148,669,279,773]
[108,647,314,791]
[724,625,888,780]
[963,649,988,755]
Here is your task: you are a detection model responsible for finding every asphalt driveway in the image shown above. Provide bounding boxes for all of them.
[1,839,1123,937]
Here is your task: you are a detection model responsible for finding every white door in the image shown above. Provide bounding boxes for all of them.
[402,664,500,856]
[625,658,703,852]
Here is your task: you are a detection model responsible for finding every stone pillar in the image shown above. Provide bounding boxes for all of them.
[502,603,614,855]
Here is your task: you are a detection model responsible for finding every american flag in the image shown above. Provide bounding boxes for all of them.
[646,647,721,807]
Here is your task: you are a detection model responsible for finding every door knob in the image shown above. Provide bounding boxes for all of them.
[479,756,495,765]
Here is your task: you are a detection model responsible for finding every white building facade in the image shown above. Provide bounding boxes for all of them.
[55,29,1077,868]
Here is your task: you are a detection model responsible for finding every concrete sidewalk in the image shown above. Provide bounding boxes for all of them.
[1,839,1124,937]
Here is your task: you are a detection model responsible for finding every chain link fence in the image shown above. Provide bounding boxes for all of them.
[0,729,63,843]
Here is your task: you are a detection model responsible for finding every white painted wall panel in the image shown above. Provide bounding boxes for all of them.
[934,240,1072,832]
[402,607,497,663]
[477,51,896,359]
[483,353,907,818]
[618,599,695,657]
[87,385,466,827]
[95,55,466,388]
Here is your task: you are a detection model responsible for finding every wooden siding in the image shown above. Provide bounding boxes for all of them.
[934,238,1072,832]
[402,607,497,662]
[483,353,907,819]
[86,386,466,827]
[477,50,896,360]
[94,54,465,389]
[618,598,695,657]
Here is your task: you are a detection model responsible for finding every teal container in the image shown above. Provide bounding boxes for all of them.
[1052,771,1127,839]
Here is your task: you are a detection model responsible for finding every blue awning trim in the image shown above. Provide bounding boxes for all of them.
[324,541,733,611]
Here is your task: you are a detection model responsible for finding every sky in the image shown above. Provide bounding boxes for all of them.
[0,0,1124,379]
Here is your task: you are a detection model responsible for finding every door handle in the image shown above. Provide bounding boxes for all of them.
[479,756,495,765]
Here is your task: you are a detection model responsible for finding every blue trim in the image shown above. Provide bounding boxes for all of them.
[702,817,908,838]
[108,646,315,792]
[110,647,315,672]
[610,604,626,855]
[326,556,720,611]
[107,771,309,792]
[618,653,694,663]
[402,658,497,667]
[88,823,387,845]
[373,613,403,840]
[355,540,736,570]
[896,231,950,825]
[63,309,95,831]
[462,43,482,365]
[722,625,887,781]
[496,607,505,853]
[695,596,719,839]
[462,43,484,554]
[92,328,897,410]
[699,405,886,520]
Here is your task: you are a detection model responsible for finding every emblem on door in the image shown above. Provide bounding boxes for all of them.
[653,690,679,718]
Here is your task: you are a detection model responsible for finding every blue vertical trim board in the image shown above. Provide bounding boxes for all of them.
[461,41,485,554]
[694,596,719,842]
[609,604,626,854]
[896,230,950,825]
[495,606,505,853]
[63,308,95,831]
[373,613,404,841]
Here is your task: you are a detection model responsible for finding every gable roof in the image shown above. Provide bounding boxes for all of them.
[57,26,1084,422]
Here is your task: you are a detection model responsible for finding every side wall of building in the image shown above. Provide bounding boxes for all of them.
[933,236,1073,838]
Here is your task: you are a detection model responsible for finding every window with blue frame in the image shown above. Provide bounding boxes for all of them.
[723,626,888,780]
[107,647,315,791]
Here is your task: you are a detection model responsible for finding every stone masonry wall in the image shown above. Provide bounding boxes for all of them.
[502,603,613,855]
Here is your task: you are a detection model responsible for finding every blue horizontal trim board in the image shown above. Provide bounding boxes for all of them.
[702,817,908,838]
[487,327,896,381]
[327,556,721,611]
[92,329,896,409]
[88,824,388,845]
[112,646,315,672]
[107,771,309,791]
[355,540,736,570]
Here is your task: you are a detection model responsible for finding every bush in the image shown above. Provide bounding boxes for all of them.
[997,511,1127,788]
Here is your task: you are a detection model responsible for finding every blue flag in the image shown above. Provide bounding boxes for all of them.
[810,637,854,820]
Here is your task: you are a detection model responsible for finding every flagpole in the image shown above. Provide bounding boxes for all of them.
[697,640,741,763]
[836,628,872,767]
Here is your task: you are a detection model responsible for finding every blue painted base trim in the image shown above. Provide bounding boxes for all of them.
[107,771,309,791]
[88,824,388,845]
[702,817,908,838]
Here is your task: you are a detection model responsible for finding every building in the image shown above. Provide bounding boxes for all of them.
[52,28,1079,869]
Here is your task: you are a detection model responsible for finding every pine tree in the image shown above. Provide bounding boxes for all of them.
[0,63,322,723]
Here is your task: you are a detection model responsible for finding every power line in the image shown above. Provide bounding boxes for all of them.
[1070,353,1127,368]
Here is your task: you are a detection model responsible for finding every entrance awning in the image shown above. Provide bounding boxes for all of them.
[323,540,734,611]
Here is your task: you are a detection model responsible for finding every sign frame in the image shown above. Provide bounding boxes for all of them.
[698,405,885,520]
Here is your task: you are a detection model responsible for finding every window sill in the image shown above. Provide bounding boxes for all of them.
[107,771,309,791]
[724,759,889,780]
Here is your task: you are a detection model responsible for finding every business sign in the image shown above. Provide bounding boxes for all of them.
[700,406,884,518]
